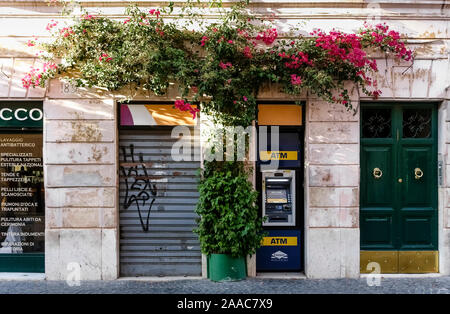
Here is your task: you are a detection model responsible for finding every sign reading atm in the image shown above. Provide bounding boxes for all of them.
[262,236,298,246]
[0,102,43,128]
[260,151,298,161]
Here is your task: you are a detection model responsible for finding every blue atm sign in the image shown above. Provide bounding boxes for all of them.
[257,230,301,271]
[0,102,43,128]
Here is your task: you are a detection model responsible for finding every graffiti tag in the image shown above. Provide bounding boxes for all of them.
[120,144,157,232]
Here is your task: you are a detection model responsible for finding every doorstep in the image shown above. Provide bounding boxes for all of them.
[118,276,203,282]
[360,273,445,279]
[256,272,306,279]
[0,272,45,281]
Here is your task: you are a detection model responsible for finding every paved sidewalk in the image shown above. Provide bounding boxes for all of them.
[0,276,449,294]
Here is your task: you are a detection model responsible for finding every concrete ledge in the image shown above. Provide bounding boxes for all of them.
[0,273,45,281]
[256,272,306,279]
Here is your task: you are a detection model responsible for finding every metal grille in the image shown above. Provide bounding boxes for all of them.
[119,128,201,276]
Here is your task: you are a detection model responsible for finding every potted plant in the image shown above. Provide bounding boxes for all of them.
[194,161,265,281]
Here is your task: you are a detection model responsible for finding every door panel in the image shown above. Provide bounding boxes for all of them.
[361,146,394,207]
[360,103,438,264]
[360,143,396,249]
[361,213,395,249]
[399,145,433,207]
[400,214,434,249]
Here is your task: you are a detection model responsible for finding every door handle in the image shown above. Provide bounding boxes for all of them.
[373,167,383,179]
[414,168,423,180]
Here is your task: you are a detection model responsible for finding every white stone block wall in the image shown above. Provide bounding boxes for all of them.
[304,96,360,279]
[440,100,450,275]
[43,85,118,280]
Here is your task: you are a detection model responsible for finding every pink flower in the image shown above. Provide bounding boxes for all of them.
[174,100,200,119]
[279,51,312,69]
[372,90,381,99]
[290,74,302,86]
[149,9,161,18]
[99,53,111,62]
[256,28,278,45]
[237,28,249,39]
[243,96,248,102]
[219,62,232,69]
[243,46,252,59]
[27,40,35,47]
[22,62,58,89]
[60,27,74,38]
[227,40,233,44]
[200,36,209,47]
[82,14,96,20]
[43,62,58,72]
[45,20,58,31]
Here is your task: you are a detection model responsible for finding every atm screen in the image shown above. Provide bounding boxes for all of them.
[266,189,287,203]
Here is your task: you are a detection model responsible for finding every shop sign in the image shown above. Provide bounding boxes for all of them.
[0,133,44,258]
[0,102,43,128]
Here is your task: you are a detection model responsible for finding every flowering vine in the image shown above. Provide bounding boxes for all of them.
[25,1,414,125]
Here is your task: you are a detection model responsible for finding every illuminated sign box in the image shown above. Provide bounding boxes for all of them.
[120,104,198,126]
[0,102,43,128]
[258,104,302,126]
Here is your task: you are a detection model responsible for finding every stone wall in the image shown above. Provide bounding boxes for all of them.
[304,92,360,278]
[441,100,450,275]
[44,84,118,280]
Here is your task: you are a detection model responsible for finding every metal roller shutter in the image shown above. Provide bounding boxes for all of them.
[119,128,201,276]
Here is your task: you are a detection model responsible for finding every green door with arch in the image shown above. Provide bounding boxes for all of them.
[360,103,438,273]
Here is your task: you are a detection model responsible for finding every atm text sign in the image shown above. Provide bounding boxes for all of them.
[262,237,298,246]
[259,151,298,161]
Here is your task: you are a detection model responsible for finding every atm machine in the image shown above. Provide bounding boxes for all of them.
[262,170,295,226]
[256,104,303,272]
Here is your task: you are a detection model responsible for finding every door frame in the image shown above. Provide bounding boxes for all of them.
[359,101,439,273]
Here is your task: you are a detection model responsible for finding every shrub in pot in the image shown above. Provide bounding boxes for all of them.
[194,161,265,281]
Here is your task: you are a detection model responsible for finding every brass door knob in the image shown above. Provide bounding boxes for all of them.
[373,167,383,179]
[414,168,423,180]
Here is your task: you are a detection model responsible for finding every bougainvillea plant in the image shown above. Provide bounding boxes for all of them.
[26,0,413,125]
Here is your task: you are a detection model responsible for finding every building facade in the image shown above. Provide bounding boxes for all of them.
[0,0,449,280]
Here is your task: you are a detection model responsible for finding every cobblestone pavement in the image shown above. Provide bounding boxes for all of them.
[0,276,449,294]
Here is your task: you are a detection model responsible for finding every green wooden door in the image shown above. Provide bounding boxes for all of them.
[360,103,438,252]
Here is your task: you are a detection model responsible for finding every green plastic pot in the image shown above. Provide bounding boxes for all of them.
[207,254,247,282]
